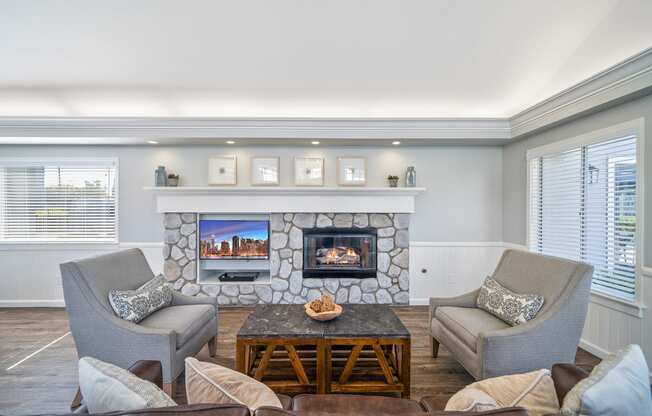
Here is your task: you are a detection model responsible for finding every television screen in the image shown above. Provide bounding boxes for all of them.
[199,220,269,260]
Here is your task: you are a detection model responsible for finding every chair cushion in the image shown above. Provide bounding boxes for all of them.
[435,306,509,352]
[139,304,215,348]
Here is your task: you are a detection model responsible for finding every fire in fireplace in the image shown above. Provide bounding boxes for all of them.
[303,228,377,278]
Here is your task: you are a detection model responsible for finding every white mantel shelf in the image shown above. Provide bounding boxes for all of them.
[144,186,426,214]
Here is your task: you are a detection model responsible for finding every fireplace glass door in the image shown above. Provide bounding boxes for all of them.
[303,228,377,278]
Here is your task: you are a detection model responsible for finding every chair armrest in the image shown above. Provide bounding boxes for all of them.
[477,299,583,378]
[551,364,589,406]
[172,291,218,310]
[276,394,293,410]
[429,289,479,321]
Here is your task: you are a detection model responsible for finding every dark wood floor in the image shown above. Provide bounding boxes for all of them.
[0,306,599,415]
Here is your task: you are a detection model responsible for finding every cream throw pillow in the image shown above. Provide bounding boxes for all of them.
[185,357,282,411]
[446,369,559,416]
[79,357,176,413]
[445,387,499,412]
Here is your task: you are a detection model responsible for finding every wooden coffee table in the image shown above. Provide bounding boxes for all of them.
[236,304,411,397]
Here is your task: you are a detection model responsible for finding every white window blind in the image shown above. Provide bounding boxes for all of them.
[0,159,118,243]
[528,135,638,301]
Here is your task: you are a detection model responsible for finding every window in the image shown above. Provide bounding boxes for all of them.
[0,158,118,243]
[528,123,641,302]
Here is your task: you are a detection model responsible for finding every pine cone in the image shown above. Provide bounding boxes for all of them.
[309,299,323,313]
[321,294,335,312]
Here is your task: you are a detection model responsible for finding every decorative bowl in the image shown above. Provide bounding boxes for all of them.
[304,302,343,321]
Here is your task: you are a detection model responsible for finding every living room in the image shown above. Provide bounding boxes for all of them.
[1,1,651,415]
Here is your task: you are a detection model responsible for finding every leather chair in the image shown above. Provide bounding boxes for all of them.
[61,248,218,396]
[430,249,593,379]
[70,360,594,415]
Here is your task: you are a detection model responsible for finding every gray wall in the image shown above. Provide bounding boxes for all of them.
[503,94,652,267]
[0,145,503,243]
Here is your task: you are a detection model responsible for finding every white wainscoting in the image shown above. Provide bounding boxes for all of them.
[0,242,163,307]
[409,242,506,305]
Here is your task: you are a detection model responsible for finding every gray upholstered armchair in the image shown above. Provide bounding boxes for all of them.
[60,248,218,396]
[429,249,593,380]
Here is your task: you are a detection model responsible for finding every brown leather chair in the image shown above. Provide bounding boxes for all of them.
[69,360,593,416]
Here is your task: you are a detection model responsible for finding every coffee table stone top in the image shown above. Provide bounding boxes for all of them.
[237,304,410,339]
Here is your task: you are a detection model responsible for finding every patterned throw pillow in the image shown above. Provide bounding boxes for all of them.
[476,277,544,326]
[108,274,173,323]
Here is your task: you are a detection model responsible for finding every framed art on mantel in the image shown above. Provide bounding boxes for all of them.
[208,156,237,185]
[337,157,367,186]
[251,157,280,185]
[294,157,324,186]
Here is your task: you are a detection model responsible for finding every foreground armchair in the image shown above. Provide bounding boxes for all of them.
[60,248,218,395]
[430,249,593,379]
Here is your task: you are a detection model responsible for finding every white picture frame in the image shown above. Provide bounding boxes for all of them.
[294,157,324,186]
[208,156,237,185]
[251,157,280,186]
[337,157,367,186]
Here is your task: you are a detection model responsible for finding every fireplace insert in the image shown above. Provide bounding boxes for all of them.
[303,228,377,278]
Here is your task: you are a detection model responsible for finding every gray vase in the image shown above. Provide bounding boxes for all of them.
[406,166,416,187]
[155,166,168,187]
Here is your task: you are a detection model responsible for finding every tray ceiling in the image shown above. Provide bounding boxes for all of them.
[1,0,651,120]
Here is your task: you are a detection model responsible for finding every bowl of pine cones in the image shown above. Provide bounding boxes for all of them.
[304,294,343,321]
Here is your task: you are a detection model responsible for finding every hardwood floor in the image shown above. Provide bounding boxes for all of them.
[0,306,599,415]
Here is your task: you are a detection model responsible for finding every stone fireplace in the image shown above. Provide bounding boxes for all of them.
[150,184,423,307]
[162,212,410,306]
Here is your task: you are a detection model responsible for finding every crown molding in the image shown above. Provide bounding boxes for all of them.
[510,48,652,139]
[0,117,511,144]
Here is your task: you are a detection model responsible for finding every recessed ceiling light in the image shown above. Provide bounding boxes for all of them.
[226,140,236,144]
[147,140,159,144]
[311,141,320,145]
[392,141,401,145]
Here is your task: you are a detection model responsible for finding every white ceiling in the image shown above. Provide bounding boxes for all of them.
[1,0,651,119]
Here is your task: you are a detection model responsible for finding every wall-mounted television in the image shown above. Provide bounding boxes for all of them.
[199,219,269,260]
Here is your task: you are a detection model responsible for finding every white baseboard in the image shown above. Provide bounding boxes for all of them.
[410,298,429,306]
[0,299,65,308]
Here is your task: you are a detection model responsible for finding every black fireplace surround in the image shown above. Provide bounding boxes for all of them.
[303,227,377,278]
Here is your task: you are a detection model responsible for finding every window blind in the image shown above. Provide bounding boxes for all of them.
[0,159,118,243]
[528,135,637,301]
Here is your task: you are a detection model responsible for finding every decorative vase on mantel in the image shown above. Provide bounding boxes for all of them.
[387,175,399,188]
[155,166,167,187]
[405,166,416,187]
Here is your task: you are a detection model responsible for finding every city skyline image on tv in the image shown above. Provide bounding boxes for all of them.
[199,220,269,259]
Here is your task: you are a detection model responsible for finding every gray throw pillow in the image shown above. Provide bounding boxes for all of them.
[108,274,173,323]
[476,276,544,326]
[79,356,176,413]
[561,344,652,415]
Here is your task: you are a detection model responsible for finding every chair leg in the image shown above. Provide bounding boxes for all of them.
[70,387,83,411]
[162,381,176,398]
[208,335,217,357]
[431,337,440,358]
